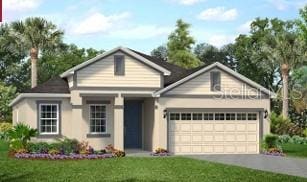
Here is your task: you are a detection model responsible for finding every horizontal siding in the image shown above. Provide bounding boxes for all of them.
[165,68,259,96]
[76,52,161,88]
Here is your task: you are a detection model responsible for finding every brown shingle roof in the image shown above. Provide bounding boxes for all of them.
[24,76,70,93]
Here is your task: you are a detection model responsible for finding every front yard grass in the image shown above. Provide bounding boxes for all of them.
[0,140,306,182]
[282,143,307,158]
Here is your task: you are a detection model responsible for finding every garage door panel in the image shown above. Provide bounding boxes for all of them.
[214,124,224,131]
[214,134,224,142]
[203,124,214,131]
[191,123,202,131]
[168,111,259,154]
[247,123,257,131]
[236,124,246,131]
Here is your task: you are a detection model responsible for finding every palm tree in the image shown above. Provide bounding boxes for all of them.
[261,19,307,118]
[7,17,63,88]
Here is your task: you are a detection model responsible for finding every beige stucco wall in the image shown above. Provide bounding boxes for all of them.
[155,97,271,150]
[76,51,161,88]
[165,68,261,96]
[12,96,115,150]
[143,98,155,151]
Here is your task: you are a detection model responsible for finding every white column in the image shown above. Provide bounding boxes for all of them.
[114,94,124,150]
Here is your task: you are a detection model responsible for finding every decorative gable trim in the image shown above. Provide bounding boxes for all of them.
[60,46,171,78]
[153,62,275,98]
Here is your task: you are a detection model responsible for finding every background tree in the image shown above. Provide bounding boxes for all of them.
[38,44,103,83]
[257,18,307,118]
[0,83,16,122]
[0,24,30,92]
[194,43,236,69]
[5,17,64,88]
[167,19,201,68]
[151,45,168,61]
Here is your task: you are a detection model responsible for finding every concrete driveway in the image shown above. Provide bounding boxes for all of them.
[187,154,307,178]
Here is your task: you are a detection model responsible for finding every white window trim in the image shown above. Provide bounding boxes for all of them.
[89,104,107,134]
[39,103,59,135]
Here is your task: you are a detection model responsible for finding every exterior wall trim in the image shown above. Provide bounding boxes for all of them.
[165,108,265,112]
[86,100,111,104]
[74,87,160,91]
[161,94,270,99]
[9,93,70,107]
[86,133,111,138]
[36,100,62,138]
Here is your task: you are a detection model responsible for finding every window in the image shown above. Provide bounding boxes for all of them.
[226,113,236,120]
[215,113,225,120]
[39,104,59,134]
[181,113,191,120]
[170,113,180,120]
[192,113,203,120]
[90,105,107,133]
[203,113,214,120]
[248,113,257,120]
[237,113,247,120]
[210,71,221,91]
[114,55,125,75]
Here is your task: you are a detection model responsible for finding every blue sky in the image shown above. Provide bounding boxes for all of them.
[2,0,306,53]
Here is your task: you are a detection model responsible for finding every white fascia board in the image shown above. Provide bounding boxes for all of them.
[9,93,71,107]
[154,62,276,98]
[60,46,171,78]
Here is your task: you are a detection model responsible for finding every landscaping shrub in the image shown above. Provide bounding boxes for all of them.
[264,134,279,149]
[278,135,291,144]
[6,123,37,152]
[27,142,51,153]
[0,122,12,140]
[269,112,304,136]
[55,138,79,155]
[278,135,307,145]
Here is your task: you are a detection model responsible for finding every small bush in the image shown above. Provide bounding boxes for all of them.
[155,148,168,154]
[27,142,50,154]
[0,123,12,140]
[278,135,291,144]
[48,149,60,155]
[113,150,125,157]
[264,134,279,149]
[55,138,79,155]
[270,112,304,136]
[278,135,307,145]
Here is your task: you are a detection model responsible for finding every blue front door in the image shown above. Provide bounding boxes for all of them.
[124,100,142,149]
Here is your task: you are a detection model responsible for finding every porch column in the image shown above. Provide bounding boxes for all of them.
[114,94,124,150]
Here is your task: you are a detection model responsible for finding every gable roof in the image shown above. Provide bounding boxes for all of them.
[128,49,189,86]
[153,62,275,97]
[60,46,171,78]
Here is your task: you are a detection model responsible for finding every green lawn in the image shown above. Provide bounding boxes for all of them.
[282,143,307,158]
[0,141,306,182]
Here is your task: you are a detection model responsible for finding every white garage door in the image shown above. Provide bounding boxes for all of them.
[168,112,259,154]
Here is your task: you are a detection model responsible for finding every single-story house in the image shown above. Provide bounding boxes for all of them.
[10,46,274,154]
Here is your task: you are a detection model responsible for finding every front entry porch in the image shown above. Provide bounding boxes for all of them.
[113,96,158,151]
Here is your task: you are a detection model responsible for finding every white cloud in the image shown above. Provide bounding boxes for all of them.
[3,0,42,11]
[71,12,131,35]
[268,0,288,10]
[197,7,238,21]
[268,0,307,11]
[207,34,236,47]
[110,25,172,39]
[237,20,252,34]
[172,0,204,5]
